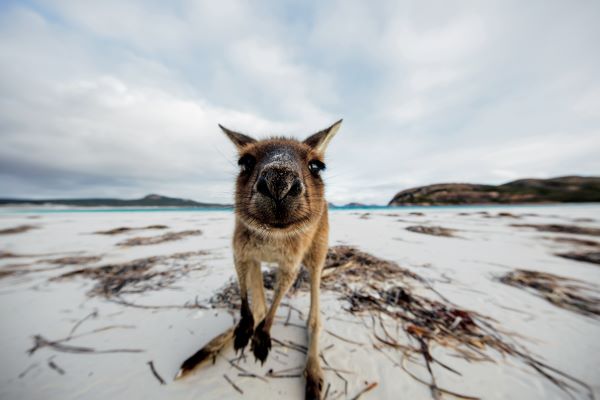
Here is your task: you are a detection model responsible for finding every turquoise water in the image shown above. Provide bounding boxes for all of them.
[1,203,599,214]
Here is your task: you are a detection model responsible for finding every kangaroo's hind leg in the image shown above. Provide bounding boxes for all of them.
[251,260,301,364]
[303,235,328,399]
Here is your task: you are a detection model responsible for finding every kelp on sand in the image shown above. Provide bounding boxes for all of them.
[52,251,208,309]
[498,269,600,318]
[185,246,594,399]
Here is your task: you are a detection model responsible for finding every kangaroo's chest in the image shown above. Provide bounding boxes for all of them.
[249,237,302,266]
[238,227,312,268]
[234,218,318,267]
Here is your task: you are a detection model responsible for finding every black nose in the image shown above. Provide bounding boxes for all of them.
[256,177,272,198]
[256,172,303,201]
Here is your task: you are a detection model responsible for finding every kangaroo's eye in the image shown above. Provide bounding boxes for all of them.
[238,154,256,173]
[308,160,325,175]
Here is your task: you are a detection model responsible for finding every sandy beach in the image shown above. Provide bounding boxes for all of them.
[1,205,599,400]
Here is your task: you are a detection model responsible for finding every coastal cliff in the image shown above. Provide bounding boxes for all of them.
[388,176,600,206]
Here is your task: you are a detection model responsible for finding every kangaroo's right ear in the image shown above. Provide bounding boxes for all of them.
[219,124,257,150]
[303,119,342,154]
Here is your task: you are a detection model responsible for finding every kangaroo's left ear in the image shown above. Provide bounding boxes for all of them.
[303,119,343,154]
[219,124,257,150]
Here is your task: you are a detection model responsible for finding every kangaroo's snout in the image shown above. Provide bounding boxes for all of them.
[255,167,304,201]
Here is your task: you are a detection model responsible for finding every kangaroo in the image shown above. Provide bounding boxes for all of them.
[176,120,341,399]
[224,120,341,399]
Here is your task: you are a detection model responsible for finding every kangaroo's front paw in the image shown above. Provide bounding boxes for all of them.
[251,319,271,364]
[304,361,324,400]
[233,315,254,352]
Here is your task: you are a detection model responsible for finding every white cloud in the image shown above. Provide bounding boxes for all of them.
[1,1,599,204]
[383,14,487,66]
[225,37,337,122]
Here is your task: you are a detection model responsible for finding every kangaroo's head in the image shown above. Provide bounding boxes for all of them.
[221,120,342,235]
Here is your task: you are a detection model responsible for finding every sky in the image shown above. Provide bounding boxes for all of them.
[0,1,599,205]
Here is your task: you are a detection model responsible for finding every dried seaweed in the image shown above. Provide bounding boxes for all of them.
[94,225,168,235]
[556,251,600,265]
[68,310,98,339]
[111,296,207,310]
[551,237,600,248]
[1,250,93,260]
[497,212,520,219]
[499,269,600,317]
[481,212,521,219]
[0,224,37,235]
[42,256,102,265]
[223,373,243,394]
[53,251,207,298]
[0,251,21,259]
[18,363,38,378]
[406,226,457,238]
[209,279,246,310]
[0,255,103,280]
[511,224,600,236]
[321,251,594,399]
[117,230,202,246]
[147,361,166,385]
[326,330,365,346]
[185,246,595,399]
[320,351,348,395]
[28,334,143,355]
[322,246,421,283]
[0,269,27,279]
[208,246,419,310]
[573,218,596,223]
[47,357,65,375]
[349,381,378,400]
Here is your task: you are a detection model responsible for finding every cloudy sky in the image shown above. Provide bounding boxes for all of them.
[1,1,599,204]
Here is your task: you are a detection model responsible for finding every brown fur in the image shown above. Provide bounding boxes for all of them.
[225,120,342,400]
[175,120,341,398]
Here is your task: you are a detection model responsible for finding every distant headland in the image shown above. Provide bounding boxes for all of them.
[388,176,600,206]
[0,194,231,208]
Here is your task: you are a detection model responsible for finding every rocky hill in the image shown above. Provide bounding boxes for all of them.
[0,194,230,208]
[388,176,600,206]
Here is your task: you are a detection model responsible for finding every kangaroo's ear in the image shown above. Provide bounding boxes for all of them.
[219,124,257,150]
[303,119,343,154]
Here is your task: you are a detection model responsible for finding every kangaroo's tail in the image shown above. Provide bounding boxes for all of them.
[175,327,234,380]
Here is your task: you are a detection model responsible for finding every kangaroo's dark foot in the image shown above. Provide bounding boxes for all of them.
[251,319,271,364]
[304,359,324,400]
[233,314,254,352]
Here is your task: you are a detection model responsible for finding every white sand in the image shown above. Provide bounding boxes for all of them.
[1,205,599,399]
